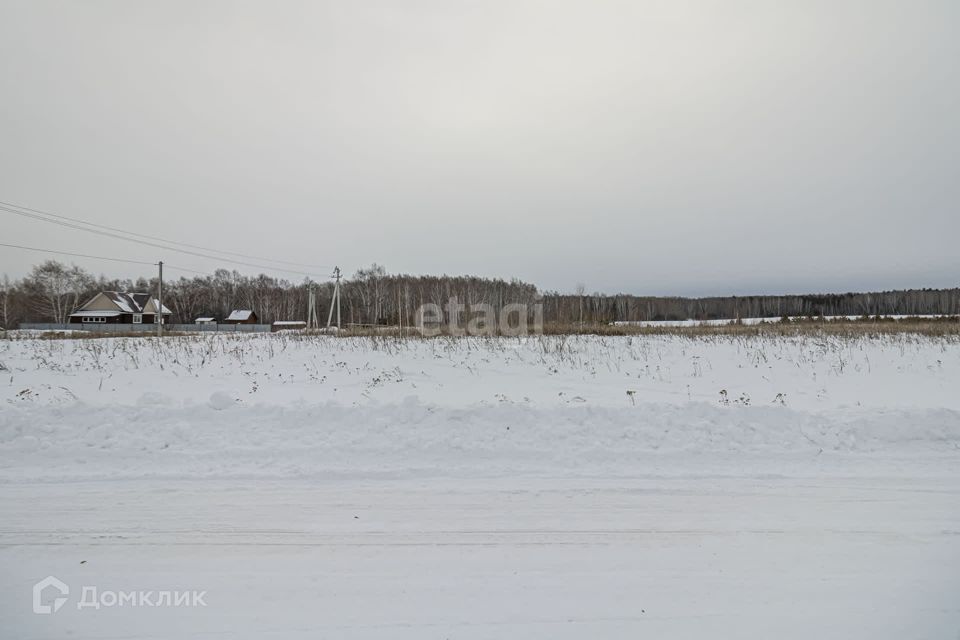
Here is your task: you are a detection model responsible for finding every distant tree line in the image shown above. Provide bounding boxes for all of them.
[0,261,539,327]
[545,289,960,324]
[1,260,957,328]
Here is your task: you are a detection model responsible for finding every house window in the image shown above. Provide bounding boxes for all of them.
[132,314,142,324]
[82,317,106,323]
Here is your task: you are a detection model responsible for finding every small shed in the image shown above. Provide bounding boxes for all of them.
[224,310,258,324]
[195,317,216,325]
[272,321,307,332]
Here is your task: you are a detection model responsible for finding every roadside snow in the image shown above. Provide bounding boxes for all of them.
[2,333,958,411]
[1,334,958,638]
[2,399,959,482]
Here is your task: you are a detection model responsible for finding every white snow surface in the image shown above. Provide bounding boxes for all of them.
[613,314,957,327]
[1,333,959,638]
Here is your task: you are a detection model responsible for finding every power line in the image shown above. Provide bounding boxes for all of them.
[0,203,327,279]
[0,199,335,271]
[0,203,323,277]
[2,240,323,283]
[163,264,212,276]
[0,241,157,266]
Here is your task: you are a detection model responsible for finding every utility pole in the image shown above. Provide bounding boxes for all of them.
[335,267,341,330]
[307,284,318,330]
[326,266,342,331]
[157,260,163,338]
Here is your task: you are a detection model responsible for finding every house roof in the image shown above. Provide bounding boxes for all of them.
[195,317,216,322]
[73,291,171,316]
[226,310,255,321]
[141,297,172,314]
[101,292,147,313]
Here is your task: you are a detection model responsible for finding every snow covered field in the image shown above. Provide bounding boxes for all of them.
[612,314,957,327]
[1,333,959,638]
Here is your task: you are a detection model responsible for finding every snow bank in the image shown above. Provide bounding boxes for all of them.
[2,333,959,411]
[1,333,958,481]
[2,399,958,482]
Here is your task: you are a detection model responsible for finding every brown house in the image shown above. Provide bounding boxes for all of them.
[69,292,172,325]
[224,310,258,324]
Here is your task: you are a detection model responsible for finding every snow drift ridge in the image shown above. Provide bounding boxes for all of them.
[2,400,958,481]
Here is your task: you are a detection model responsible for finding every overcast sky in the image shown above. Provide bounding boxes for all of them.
[0,1,957,296]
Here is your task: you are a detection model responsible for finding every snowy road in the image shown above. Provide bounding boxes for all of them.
[3,471,960,639]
